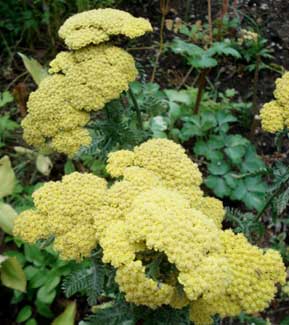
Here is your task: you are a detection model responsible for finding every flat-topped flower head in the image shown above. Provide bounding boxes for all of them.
[260,72,289,133]
[59,8,153,50]
[22,45,137,156]
[13,139,286,320]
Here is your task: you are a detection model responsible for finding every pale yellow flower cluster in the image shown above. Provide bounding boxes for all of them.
[58,8,153,50]
[13,139,286,323]
[260,72,289,133]
[22,10,152,156]
[238,29,258,44]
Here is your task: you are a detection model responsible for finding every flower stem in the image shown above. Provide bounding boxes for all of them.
[128,88,143,130]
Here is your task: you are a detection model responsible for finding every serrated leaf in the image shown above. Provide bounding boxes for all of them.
[225,146,246,165]
[243,192,265,211]
[52,301,76,325]
[1,256,26,292]
[0,155,16,198]
[18,53,48,85]
[0,202,17,234]
[36,154,53,176]
[208,161,230,176]
[205,175,231,198]
[230,180,247,200]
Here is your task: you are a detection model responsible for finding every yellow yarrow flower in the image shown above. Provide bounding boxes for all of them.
[13,139,286,321]
[58,8,152,50]
[260,72,289,133]
[21,10,151,156]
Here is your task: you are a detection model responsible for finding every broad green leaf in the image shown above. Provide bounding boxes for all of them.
[230,180,247,200]
[244,176,267,193]
[24,244,45,266]
[225,146,246,165]
[0,91,14,108]
[52,301,76,325]
[205,176,231,198]
[25,319,37,325]
[243,192,265,211]
[0,202,17,234]
[224,173,238,189]
[0,155,16,198]
[150,116,168,138]
[216,111,237,126]
[37,286,57,304]
[208,161,230,176]
[16,305,32,323]
[36,154,53,176]
[35,300,54,318]
[18,53,48,86]
[30,269,49,289]
[24,265,39,281]
[226,134,248,147]
[164,89,192,106]
[1,256,27,292]
[188,54,218,68]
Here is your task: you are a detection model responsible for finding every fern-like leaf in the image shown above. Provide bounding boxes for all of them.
[62,268,93,298]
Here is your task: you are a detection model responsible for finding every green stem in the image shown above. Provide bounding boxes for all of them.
[128,88,143,130]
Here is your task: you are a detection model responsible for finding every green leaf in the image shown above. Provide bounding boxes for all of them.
[208,161,230,176]
[35,300,54,318]
[52,301,76,325]
[150,116,168,138]
[30,269,49,288]
[224,173,238,189]
[16,306,32,323]
[0,202,17,234]
[18,53,48,85]
[244,176,267,193]
[0,256,26,292]
[25,319,37,325]
[0,155,16,198]
[243,192,265,211]
[230,180,247,200]
[37,286,57,304]
[205,176,231,198]
[225,134,248,147]
[64,160,76,175]
[225,146,246,165]
[0,91,14,108]
[24,266,39,281]
[24,244,45,266]
[188,54,218,68]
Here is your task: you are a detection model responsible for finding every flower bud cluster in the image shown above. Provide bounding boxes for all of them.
[14,139,286,322]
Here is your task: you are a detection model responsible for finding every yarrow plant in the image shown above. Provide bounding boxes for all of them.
[14,138,286,325]
[260,71,289,133]
[21,9,152,156]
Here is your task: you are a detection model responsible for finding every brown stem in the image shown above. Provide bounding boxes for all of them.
[207,0,213,44]
[193,69,208,114]
[150,0,170,82]
[221,0,229,19]
[250,55,260,137]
